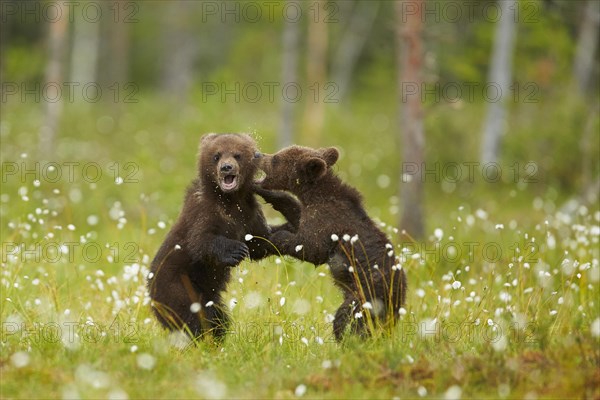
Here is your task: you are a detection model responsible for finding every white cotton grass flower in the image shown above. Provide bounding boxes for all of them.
[168,331,191,350]
[343,234,351,242]
[244,234,253,241]
[280,297,286,307]
[292,299,311,315]
[444,385,462,400]
[591,318,600,337]
[434,228,443,241]
[331,234,339,242]
[174,244,181,250]
[108,388,128,400]
[190,302,201,313]
[244,292,262,309]
[492,334,508,352]
[10,351,30,368]
[137,353,156,370]
[205,301,214,307]
[294,384,307,397]
[295,244,303,252]
[362,302,373,310]
[350,235,359,244]
[354,311,363,319]
[195,372,227,399]
[452,281,462,290]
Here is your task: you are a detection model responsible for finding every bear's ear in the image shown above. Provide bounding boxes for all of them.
[304,157,327,182]
[320,147,339,167]
[200,133,218,145]
[241,133,256,143]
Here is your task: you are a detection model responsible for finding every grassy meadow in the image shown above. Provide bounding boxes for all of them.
[1,97,599,399]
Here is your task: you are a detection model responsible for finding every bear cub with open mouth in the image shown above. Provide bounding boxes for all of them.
[148,133,300,340]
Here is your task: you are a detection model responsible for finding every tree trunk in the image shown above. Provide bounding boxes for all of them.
[331,1,379,102]
[573,0,600,94]
[161,2,198,100]
[98,3,130,116]
[302,0,328,146]
[480,0,517,164]
[71,9,100,85]
[39,10,69,155]
[396,0,425,239]
[279,0,300,149]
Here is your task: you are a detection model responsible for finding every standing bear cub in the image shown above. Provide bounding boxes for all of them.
[148,133,300,340]
[257,145,407,341]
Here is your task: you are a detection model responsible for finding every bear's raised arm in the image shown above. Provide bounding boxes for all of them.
[253,186,302,233]
[185,232,250,267]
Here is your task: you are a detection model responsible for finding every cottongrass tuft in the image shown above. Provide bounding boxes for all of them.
[591,318,600,337]
[195,372,227,399]
[10,351,30,368]
[244,291,262,309]
[444,385,462,400]
[294,384,307,397]
[137,353,156,370]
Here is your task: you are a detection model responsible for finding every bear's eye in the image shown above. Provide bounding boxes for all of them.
[234,154,241,160]
[213,154,220,162]
[254,151,261,159]
[272,155,279,165]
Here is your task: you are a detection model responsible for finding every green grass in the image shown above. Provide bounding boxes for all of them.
[1,98,599,399]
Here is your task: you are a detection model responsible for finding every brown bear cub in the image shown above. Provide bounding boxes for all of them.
[257,145,407,341]
[148,133,300,340]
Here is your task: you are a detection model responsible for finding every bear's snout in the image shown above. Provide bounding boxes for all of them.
[217,158,241,193]
[220,163,234,172]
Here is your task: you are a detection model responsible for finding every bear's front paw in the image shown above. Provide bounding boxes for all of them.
[217,241,250,266]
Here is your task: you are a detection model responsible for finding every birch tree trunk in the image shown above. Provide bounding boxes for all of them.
[161,2,198,100]
[331,1,379,102]
[396,0,425,239]
[480,0,517,164]
[279,1,300,148]
[39,11,69,155]
[71,10,100,85]
[573,0,600,94]
[302,0,328,146]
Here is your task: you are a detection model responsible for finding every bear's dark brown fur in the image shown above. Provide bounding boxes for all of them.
[148,133,300,340]
[257,145,407,341]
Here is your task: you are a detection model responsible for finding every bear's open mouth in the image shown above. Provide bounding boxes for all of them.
[220,174,238,191]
